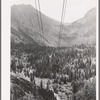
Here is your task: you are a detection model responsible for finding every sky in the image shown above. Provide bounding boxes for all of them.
[11,0,97,23]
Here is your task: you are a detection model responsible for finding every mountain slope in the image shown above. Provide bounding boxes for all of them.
[62,8,96,45]
[11,4,61,47]
[11,5,96,49]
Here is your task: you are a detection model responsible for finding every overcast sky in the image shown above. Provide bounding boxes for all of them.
[11,0,97,23]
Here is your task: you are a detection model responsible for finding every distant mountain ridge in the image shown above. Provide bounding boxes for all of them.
[11,4,96,49]
[63,7,96,46]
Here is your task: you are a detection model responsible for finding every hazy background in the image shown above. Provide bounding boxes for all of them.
[11,0,97,23]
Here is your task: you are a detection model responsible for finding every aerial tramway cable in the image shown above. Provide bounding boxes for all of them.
[37,0,45,46]
[62,0,67,28]
[58,0,65,47]
[34,0,67,78]
[34,0,41,31]
[62,0,67,22]
[34,0,44,46]
[58,0,67,47]
[34,0,45,79]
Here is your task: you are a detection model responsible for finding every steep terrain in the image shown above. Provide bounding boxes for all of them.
[11,4,96,49]
[63,8,96,45]
[11,4,61,47]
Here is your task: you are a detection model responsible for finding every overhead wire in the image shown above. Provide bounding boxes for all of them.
[58,0,67,47]
[58,0,65,47]
[34,0,45,78]
[62,0,67,28]
[34,0,41,31]
[37,0,45,46]
[34,0,44,46]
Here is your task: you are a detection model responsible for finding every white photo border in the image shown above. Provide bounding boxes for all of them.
[1,0,99,100]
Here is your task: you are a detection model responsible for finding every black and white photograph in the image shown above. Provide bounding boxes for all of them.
[2,0,98,100]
